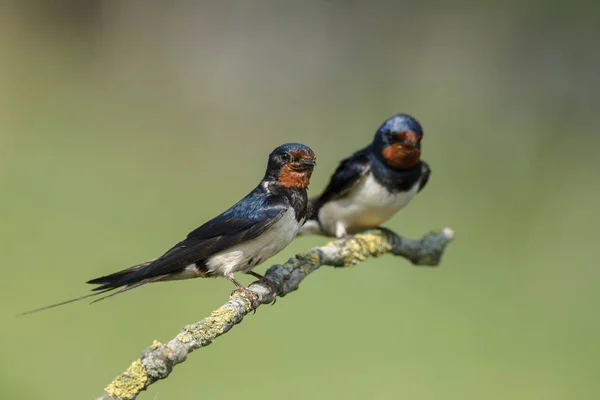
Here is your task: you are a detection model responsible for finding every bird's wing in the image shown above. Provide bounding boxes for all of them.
[142,195,288,277]
[310,147,371,215]
[89,191,288,288]
[418,161,431,193]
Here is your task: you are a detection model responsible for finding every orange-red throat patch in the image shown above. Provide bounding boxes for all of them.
[278,164,313,189]
[382,130,421,169]
[382,145,421,169]
[278,147,315,189]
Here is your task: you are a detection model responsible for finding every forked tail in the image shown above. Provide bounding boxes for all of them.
[18,259,162,316]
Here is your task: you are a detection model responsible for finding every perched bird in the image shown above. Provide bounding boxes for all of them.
[301,113,430,238]
[21,143,316,315]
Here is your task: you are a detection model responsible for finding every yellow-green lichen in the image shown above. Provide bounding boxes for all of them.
[150,340,162,349]
[358,233,392,256]
[176,305,240,348]
[332,233,391,266]
[230,292,257,313]
[210,304,239,323]
[177,331,193,344]
[294,251,321,274]
[104,359,148,400]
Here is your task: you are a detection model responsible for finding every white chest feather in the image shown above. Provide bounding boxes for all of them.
[318,172,420,236]
[205,208,303,276]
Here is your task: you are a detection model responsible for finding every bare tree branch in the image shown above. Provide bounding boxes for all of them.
[97,227,455,400]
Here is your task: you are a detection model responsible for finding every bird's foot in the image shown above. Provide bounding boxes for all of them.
[226,273,260,312]
[230,286,260,312]
[375,226,396,237]
[375,226,401,246]
[246,271,279,305]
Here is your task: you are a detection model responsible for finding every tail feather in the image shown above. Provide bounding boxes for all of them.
[87,259,155,289]
[18,259,159,316]
[17,289,114,316]
[90,275,167,304]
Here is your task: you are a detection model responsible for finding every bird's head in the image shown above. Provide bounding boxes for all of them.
[372,114,423,169]
[265,143,316,190]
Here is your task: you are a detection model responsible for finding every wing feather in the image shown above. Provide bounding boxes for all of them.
[310,147,371,216]
[90,189,289,289]
[418,161,431,193]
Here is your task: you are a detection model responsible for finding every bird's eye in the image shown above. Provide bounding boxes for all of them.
[281,153,293,162]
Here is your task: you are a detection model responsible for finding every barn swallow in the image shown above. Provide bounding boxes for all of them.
[300,113,430,238]
[21,143,316,315]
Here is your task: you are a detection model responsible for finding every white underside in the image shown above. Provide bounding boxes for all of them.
[311,171,421,237]
[184,208,303,278]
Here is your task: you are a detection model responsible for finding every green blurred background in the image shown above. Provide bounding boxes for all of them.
[2,1,599,399]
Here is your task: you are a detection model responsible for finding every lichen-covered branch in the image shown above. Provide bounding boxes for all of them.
[97,227,455,400]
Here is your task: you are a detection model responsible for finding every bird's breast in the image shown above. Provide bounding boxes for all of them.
[205,208,302,276]
[319,172,421,234]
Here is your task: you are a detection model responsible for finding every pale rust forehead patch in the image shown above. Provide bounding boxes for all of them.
[289,148,315,159]
[393,130,420,143]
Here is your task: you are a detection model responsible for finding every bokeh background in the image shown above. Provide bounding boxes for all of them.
[2,1,599,399]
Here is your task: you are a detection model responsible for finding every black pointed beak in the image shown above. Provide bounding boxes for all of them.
[300,159,316,167]
[292,158,316,172]
[397,140,418,148]
[390,130,421,148]
[389,136,418,148]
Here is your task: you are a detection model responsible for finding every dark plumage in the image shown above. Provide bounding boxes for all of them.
[21,143,316,315]
[301,114,430,238]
